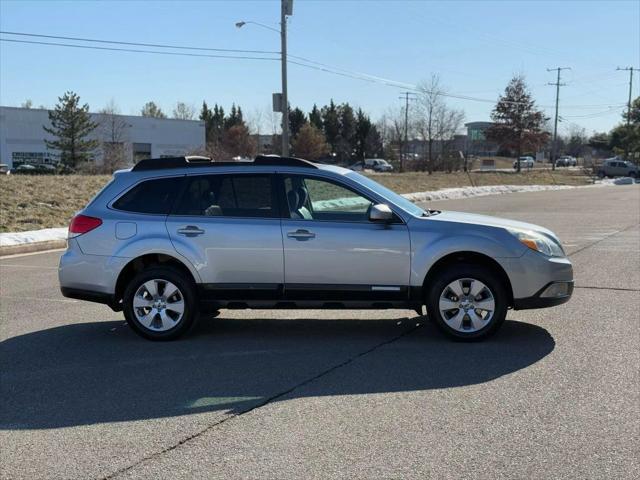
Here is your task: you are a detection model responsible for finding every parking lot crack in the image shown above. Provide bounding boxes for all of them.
[568,223,639,257]
[574,285,640,292]
[101,323,421,480]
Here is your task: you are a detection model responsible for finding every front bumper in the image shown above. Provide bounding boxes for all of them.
[513,281,574,310]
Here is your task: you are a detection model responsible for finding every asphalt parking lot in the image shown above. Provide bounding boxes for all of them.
[1,185,638,480]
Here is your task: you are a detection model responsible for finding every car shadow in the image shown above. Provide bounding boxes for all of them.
[0,315,554,430]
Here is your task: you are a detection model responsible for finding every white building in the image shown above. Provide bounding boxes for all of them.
[0,106,205,168]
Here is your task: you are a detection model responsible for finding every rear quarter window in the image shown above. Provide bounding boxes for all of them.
[112,177,182,214]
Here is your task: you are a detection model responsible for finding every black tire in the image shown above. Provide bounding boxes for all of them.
[629,171,637,178]
[597,171,605,178]
[123,266,198,341]
[426,264,508,341]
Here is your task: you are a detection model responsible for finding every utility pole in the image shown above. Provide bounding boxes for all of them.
[280,0,293,156]
[547,67,570,171]
[617,67,635,127]
[399,92,416,173]
[617,66,636,161]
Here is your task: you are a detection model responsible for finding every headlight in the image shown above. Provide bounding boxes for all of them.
[507,228,565,257]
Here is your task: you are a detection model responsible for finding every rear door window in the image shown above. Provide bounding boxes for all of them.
[112,177,182,214]
[173,174,277,218]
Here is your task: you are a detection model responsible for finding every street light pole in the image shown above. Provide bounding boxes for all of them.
[280,0,290,156]
[236,2,292,157]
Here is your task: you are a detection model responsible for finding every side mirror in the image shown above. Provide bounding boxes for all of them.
[369,203,393,222]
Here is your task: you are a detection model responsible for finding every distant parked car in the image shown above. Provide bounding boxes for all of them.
[350,158,394,172]
[556,156,577,167]
[34,164,57,174]
[513,156,534,169]
[12,164,37,174]
[597,158,638,178]
[0,163,9,174]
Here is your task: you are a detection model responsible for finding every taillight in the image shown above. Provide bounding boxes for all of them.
[68,214,102,238]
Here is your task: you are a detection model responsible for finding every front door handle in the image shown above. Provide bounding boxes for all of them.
[177,225,205,237]
[287,229,316,240]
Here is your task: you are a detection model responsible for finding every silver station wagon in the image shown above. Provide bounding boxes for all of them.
[59,155,573,341]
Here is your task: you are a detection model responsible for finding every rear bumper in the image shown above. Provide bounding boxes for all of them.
[513,281,574,310]
[60,287,120,311]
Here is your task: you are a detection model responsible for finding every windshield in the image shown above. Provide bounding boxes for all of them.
[346,171,425,217]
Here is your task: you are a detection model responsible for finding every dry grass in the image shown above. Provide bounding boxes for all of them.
[366,168,593,194]
[0,169,593,232]
[0,175,111,232]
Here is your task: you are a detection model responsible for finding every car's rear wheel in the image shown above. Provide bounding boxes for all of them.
[123,267,198,340]
[426,264,508,341]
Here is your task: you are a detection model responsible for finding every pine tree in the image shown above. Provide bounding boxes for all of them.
[609,97,640,161]
[200,101,214,143]
[212,104,226,145]
[337,103,356,162]
[354,109,383,162]
[43,91,99,170]
[486,75,549,172]
[309,104,323,131]
[225,103,245,130]
[288,107,308,139]
[321,100,340,155]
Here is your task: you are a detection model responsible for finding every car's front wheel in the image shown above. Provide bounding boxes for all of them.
[426,264,508,341]
[123,267,198,340]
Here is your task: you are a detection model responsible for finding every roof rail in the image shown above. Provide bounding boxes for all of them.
[131,155,317,172]
[253,155,317,168]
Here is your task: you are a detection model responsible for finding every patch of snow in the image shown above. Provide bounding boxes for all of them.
[613,177,636,185]
[0,227,67,247]
[593,177,638,185]
[402,184,575,203]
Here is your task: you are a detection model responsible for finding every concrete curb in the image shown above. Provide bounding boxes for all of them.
[0,239,67,257]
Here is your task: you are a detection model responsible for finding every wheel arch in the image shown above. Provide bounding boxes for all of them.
[422,251,514,306]
[113,253,198,310]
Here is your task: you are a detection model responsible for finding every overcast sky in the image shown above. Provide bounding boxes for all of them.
[1,0,638,135]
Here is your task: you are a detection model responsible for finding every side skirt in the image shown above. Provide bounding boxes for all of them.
[198,283,422,310]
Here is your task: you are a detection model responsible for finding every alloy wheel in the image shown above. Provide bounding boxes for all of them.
[438,278,495,333]
[132,279,185,331]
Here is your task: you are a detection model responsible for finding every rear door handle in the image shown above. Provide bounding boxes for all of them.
[177,225,205,236]
[287,229,316,240]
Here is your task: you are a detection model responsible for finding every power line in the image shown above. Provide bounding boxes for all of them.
[0,30,280,55]
[0,31,629,112]
[561,106,625,119]
[0,38,280,61]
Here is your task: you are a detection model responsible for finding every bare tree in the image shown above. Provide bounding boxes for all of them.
[378,106,408,171]
[140,101,166,118]
[416,74,446,173]
[172,102,196,120]
[98,100,130,172]
[435,106,465,171]
[246,107,265,136]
